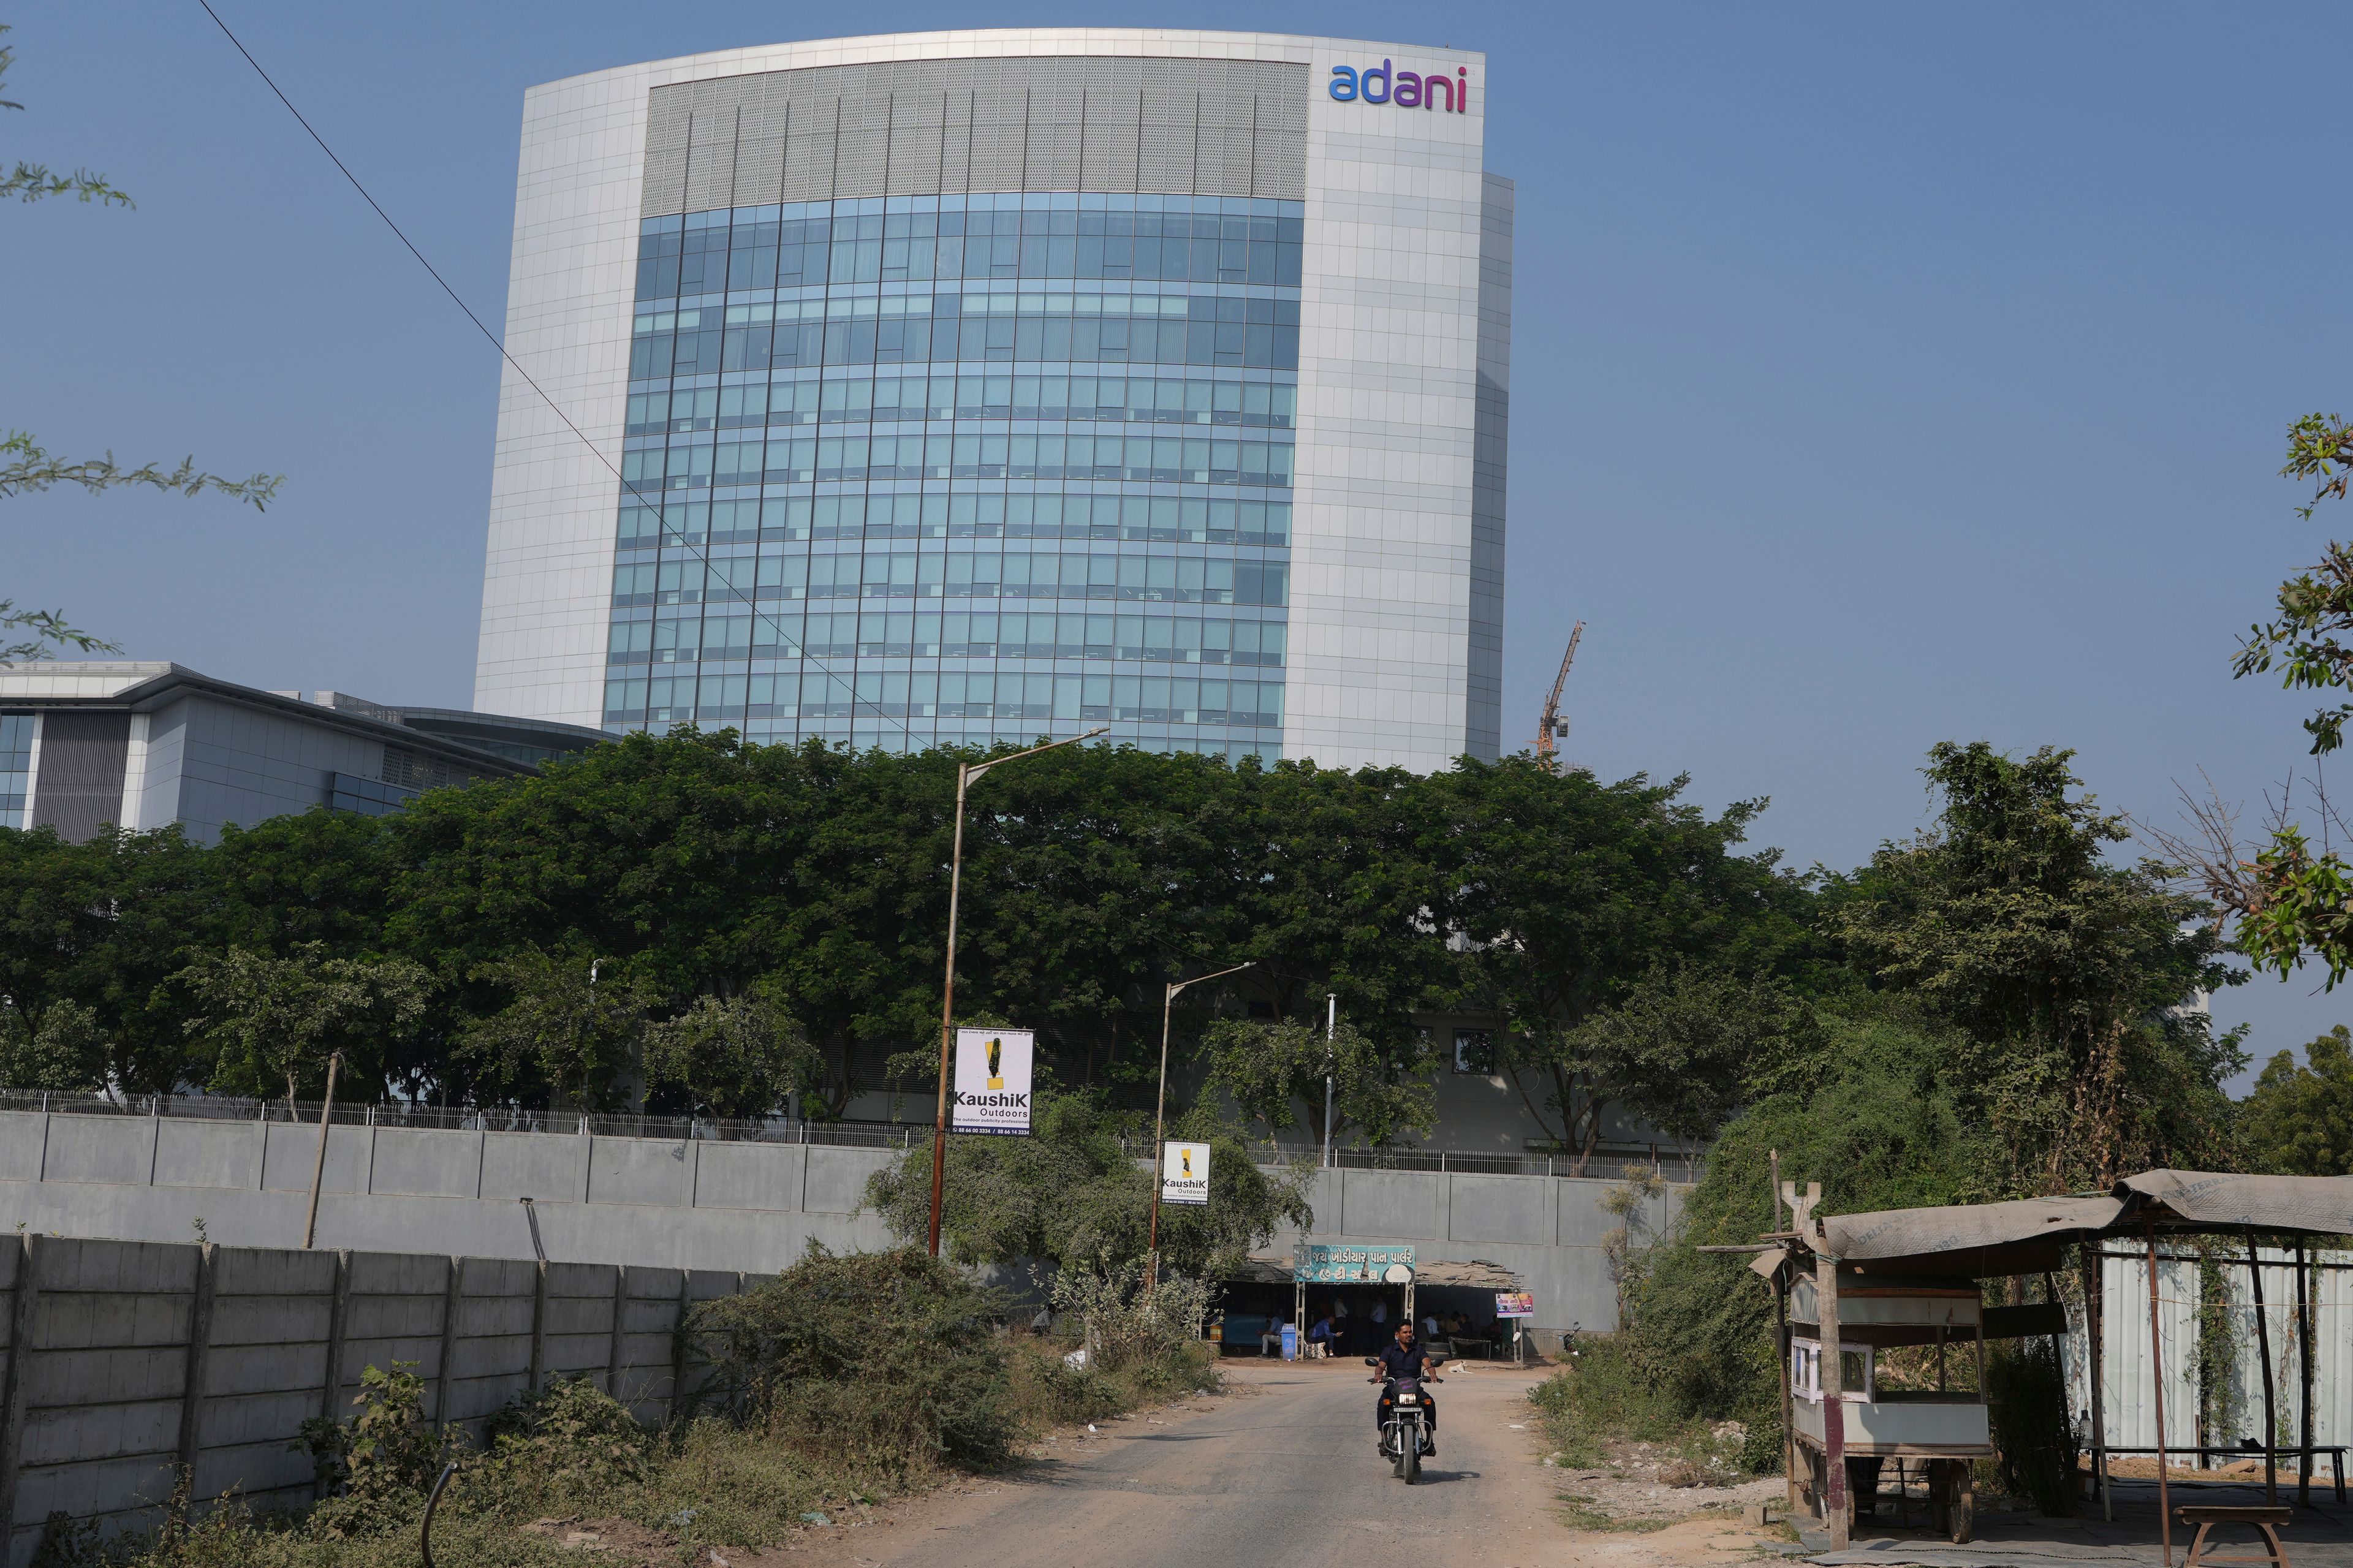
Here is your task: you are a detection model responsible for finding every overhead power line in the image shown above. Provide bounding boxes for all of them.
[193,0,926,743]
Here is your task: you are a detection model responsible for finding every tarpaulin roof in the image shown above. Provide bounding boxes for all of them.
[2112,1168,2353,1236]
[1773,1170,2353,1279]
[1813,1195,2124,1277]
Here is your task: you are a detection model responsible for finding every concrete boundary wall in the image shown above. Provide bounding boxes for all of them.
[0,1112,1678,1339]
[0,1232,762,1568]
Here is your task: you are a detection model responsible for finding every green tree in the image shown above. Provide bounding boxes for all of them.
[1629,1006,2006,1425]
[1438,756,1817,1167]
[1559,965,1808,1154]
[1199,1016,1437,1149]
[643,979,822,1119]
[1824,741,2240,1189]
[864,1089,1310,1278]
[0,996,105,1091]
[5,26,279,659]
[2192,414,2353,984]
[457,947,650,1113]
[180,941,431,1105]
[2238,1026,2353,1175]
[0,824,216,1091]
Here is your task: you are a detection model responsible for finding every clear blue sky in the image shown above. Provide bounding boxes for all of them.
[9,3,2347,1080]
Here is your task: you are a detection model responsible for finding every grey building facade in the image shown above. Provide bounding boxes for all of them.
[0,664,605,844]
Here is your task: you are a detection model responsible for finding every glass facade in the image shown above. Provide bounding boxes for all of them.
[0,714,29,829]
[605,191,1303,758]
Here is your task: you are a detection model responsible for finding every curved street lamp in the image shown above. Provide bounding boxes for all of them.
[926,729,1108,1256]
[1145,960,1254,1290]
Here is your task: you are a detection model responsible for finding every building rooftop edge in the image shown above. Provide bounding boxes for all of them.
[0,663,546,777]
[525,28,1487,99]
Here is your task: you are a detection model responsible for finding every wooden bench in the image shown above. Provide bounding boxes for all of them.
[2178,1506,2292,1568]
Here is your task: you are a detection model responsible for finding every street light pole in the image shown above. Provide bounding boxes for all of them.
[1322,992,1336,1170]
[1145,960,1255,1290]
[926,729,1108,1257]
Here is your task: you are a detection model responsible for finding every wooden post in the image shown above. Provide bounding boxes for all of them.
[433,1257,464,1433]
[0,1234,44,1545]
[1817,1245,1849,1549]
[175,1242,218,1521]
[2146,1226,2172,1568]
[1774,1265,1798,1517]
[2295,1237,2314,1509]
[2248,1229,2278,1504]
[2085,1245,2110,1522]
[301,1053,342,1250]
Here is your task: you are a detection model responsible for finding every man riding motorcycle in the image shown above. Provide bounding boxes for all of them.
[1371,1321,1442,1456]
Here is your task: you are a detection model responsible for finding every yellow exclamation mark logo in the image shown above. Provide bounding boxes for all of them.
[987,1036,1004,1090]
[1181,1148,1193,1178]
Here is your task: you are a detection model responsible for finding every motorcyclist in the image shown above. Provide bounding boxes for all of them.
[1370,1321,1442,1456]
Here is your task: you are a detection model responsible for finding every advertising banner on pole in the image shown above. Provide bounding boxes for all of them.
[1495,1291,1536,1319]
[951,1027,1033,1135]
[1161,1141,1210,1205]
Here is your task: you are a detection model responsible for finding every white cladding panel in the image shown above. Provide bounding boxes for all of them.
[476,30,1499,772]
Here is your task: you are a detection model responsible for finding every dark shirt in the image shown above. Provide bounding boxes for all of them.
[1377,1339,1436,1382]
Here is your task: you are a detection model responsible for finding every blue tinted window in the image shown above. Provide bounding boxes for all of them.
[610,194,1299,761]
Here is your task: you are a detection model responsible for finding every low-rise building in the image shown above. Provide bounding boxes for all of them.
[0,662,605,843]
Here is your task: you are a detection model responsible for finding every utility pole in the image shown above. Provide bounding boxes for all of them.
[1145,960,1254,1290]
[926,729,1107,1257]
[1322,993,1336,1169]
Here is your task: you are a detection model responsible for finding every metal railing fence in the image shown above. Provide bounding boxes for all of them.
[0,1089,919,1149]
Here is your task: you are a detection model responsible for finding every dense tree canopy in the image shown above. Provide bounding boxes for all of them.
[0,735,1801,1126]
[2238,1026,2353,1176]
[1822,741,2239,1189]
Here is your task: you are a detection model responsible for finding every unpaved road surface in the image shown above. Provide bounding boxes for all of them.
[786,1358,1775,1568]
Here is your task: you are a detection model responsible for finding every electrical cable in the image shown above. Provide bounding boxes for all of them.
[194,0,955,746]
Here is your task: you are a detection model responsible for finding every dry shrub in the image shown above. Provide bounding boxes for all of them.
[689,1244,1019,1474]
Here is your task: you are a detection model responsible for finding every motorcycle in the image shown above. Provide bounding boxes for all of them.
[1368,1358,1440,1483]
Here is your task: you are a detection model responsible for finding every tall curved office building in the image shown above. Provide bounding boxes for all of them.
[474,29,1509,771]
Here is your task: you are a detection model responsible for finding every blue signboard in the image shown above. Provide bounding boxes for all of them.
[1293,1243,1415,1283]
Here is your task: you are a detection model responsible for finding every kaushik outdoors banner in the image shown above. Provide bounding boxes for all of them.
[1161,1140,1210,1205]
[951,1027,1034,1135]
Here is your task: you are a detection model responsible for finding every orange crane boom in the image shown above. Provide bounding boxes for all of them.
[1535,621,1585,768]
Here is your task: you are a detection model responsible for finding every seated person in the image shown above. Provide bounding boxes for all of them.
[1306,1312,1337,1358]
[1259,1320,1284,1357]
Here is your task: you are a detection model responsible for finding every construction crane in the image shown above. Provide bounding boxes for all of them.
[1535,621,1585,770]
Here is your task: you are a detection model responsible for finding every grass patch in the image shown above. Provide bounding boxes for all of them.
[1553,1492,1680,1533]
[1528,1335,1773,1485]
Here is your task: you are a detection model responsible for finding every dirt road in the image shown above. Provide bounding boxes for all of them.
[786,1358,1764,1568]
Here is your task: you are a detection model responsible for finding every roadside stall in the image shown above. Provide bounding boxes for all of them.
[1218,1248,1526,1361]
[1729,1171,2353,1563]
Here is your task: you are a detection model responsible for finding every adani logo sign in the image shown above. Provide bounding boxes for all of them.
[1328,59,1471,113]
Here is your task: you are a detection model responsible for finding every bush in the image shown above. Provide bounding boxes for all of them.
[1048,1257,1220,1397]
[1531,1335,1781,1479]
[689,1244,1019,1474]
[1529,1335,1685,1466]
[469,1376,651,1513]
[297,1362,457,1539]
